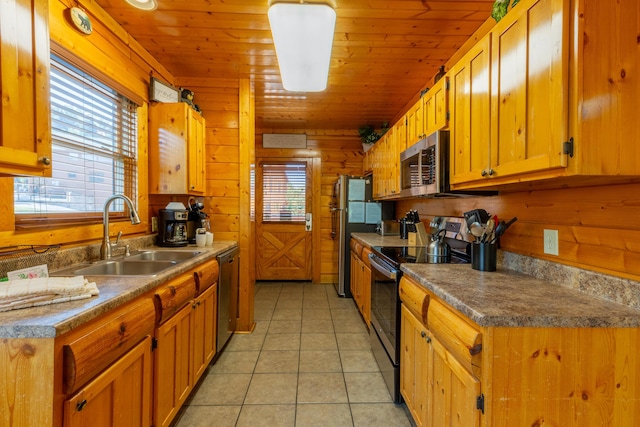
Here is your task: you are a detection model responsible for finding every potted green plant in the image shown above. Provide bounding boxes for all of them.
[358,122,389,151]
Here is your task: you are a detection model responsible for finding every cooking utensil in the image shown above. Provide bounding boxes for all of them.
[469,222,485,241]
[481,218,495,243]
[490,216,518,243]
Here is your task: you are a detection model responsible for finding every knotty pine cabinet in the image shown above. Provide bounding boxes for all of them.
[0,0,51,177]
[399,277,482,427]
[450,0,640,190]
[349,239,371,327]
[63,336,152,427]
[149,102,206,194]
[399,274,640,426]
[153,259,219,427]
[423,77,449,137]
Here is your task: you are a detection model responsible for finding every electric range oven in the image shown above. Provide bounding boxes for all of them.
[368,242,470,403]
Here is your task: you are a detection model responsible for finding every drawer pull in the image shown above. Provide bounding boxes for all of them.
[76,399,87,412]
[469,343,483,356]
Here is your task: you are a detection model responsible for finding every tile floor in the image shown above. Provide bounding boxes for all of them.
[173,282,413,427]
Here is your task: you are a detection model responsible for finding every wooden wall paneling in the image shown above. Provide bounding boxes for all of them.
[0,179,15,233]
[312,157,322,283]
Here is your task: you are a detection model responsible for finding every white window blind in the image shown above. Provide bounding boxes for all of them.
[14,55,138,226]
[262,163,306,222]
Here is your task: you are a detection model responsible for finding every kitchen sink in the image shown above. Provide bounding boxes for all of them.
[51,250,204,277]
[52,260,177,277]
[126,250,203,262]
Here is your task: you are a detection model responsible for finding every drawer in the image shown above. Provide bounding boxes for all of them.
[195,258,219,294]
[361,247,372,268]
[63,296,155,394]
[427,298,482,377]
[399,276,430,324]
[154,271,197,325]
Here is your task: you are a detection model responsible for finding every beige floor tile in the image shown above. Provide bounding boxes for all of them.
[299,350,342,373]
[300,333,338,351]
[350,403,413,427]
[295,403,353,427]
[210,350,260,374]
[276,299,303,310]
[278,291,304,301]
[339,349,380,372]
[244,373,298,404]
[331,307,362,321]
[297,372,348,403]
[225,332,266,352]
[301,318,334,333]
[344,372,392,403]
[303,299,329,309]
[188,373,252,405]
[174,405,241,427]
[333,317,368,333]
[254,308,274,321]
[255,350,300,373]
[336,332,371,350]
[262,333,301,350]
[236,404,296,427]
[329,297,356,310]
[254,299,277,310]
[272,307,302,320]
[268,319,302,334]
[301,308,332,320]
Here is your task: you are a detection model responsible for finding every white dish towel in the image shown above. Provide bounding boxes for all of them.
[0,276,99,312]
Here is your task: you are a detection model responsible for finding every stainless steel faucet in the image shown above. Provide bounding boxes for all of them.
[101,194,141,260]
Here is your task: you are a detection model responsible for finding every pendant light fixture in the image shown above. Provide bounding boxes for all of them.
[268,2,336,92]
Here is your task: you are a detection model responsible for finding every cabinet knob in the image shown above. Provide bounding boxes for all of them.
[488,168,495,176]
[39,156,51,165]
[481,170,487,177]
[426,336,432,344]
[421,331,426,338]
[76,399,88,412]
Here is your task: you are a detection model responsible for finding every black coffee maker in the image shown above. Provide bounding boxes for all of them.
[157,209,189,247]
[187,198,208,244]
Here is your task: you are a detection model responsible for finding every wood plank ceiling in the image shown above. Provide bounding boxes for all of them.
[95,0,496,131]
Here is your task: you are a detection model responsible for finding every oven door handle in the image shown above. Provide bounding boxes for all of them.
[369,254,398,280]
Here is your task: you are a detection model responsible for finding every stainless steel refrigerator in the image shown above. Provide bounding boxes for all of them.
[331,175,394,297]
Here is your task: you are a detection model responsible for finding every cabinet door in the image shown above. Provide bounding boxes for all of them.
[430,335,481,427]
[407,97,426,147]
[350,251,358,301]
[400,305,430,427]
[0,0,51,177]
[187,109,206,194]
[64,336,152,427]
[490,0,569,178]
[191,284,217,382]
[153,303,193,427]
[149,103,189,194]
[361,262,371,327]
[424,77,449,135]
[449,35,492,185]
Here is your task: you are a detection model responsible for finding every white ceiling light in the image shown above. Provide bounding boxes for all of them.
[268,3,336,92]
[125,0,158,11]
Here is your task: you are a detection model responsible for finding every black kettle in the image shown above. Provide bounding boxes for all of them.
[426,229,451,264]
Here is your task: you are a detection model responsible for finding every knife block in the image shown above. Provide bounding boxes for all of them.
[408,222,429,246]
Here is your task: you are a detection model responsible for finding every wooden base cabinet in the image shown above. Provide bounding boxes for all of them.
[349,239,371,327]
[400,275,640,427]
[153,261,218,427]
[63,336,152,427]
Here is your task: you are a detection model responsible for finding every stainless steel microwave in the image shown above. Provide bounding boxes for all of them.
[400,130,450,197]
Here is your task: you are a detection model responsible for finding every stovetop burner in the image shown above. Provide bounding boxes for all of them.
[372,238,471,267]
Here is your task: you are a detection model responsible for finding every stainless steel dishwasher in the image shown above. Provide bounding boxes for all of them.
[216,246,239,355]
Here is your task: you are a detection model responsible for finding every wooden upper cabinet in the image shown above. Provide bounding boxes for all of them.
[0,0,51,177]
[489,0,569,179]
[406,97,425,148]
[424,76,449,136]
[450,0,570,188]
[149,103,206,195]
[449,34,492,186]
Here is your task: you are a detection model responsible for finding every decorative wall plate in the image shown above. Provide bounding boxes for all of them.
[69,7,92,35]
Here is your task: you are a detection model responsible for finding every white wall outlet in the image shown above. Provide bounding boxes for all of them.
[543,229,559,256]
[151,216,158,233]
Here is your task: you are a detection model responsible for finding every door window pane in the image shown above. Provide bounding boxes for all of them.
[262,163,306,222]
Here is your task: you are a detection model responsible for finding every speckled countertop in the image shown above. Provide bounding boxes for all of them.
[352,232,640,328]
[0,241,237,339]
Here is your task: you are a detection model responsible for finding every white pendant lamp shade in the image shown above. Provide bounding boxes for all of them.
[125,0,158,11]
[268,3,336,92]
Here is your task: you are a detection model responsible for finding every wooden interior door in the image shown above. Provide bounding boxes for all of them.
[256,160,312,280]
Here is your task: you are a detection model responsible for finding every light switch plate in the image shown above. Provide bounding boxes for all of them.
[543,229,559,256]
